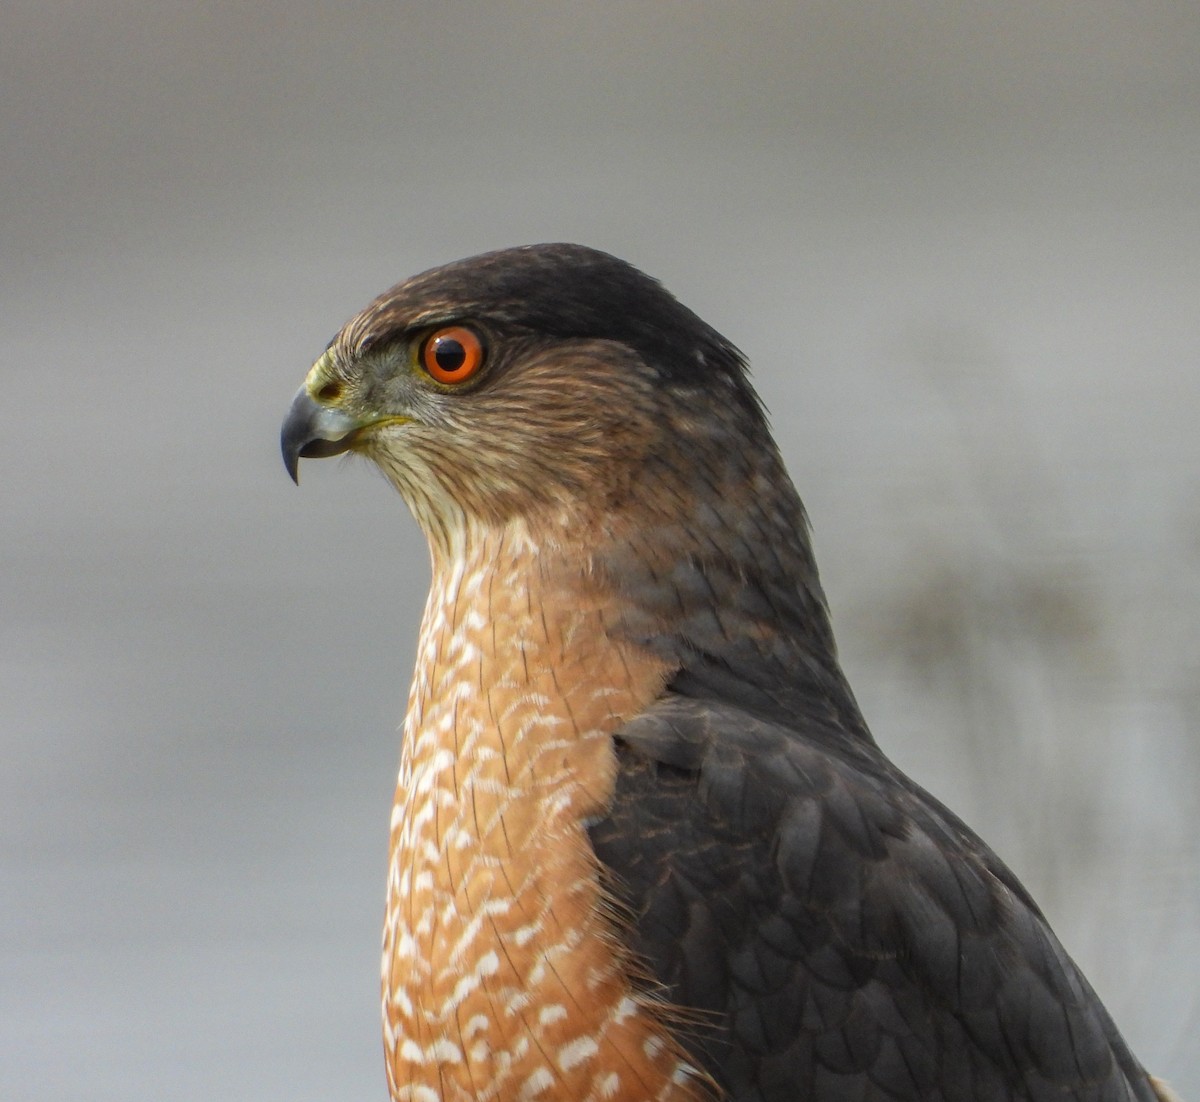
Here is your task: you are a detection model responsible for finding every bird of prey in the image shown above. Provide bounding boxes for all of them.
[281,244,1177,1102]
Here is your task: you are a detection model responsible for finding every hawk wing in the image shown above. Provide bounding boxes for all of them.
[589,692,1158,1102]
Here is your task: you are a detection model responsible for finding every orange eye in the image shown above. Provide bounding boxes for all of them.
[421,326,485,385]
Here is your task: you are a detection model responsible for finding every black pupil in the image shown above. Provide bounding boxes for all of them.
[434,337,466,373]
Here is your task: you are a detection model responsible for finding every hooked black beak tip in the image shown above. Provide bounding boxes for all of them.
[280,387,359,484]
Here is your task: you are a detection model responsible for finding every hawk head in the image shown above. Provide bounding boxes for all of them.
[281,244,769,540]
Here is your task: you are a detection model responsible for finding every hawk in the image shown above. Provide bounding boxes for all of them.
[281,244,1176,1102]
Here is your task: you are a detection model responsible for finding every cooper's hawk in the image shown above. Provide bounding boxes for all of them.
[281,244,1176,1102]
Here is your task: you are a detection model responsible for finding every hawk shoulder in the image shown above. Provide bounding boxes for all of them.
[589,693,1156,1102]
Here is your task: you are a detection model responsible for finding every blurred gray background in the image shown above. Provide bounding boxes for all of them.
[3,3,1197,1099]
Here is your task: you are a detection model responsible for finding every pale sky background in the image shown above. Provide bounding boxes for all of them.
[3,4,1198,1099]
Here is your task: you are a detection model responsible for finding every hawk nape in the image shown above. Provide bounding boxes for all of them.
[281,244,1177,1102]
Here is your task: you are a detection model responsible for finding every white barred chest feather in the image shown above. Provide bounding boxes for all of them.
[380,517,709,1102]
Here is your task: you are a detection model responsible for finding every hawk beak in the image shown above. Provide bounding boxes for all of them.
[281,387,362,484]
